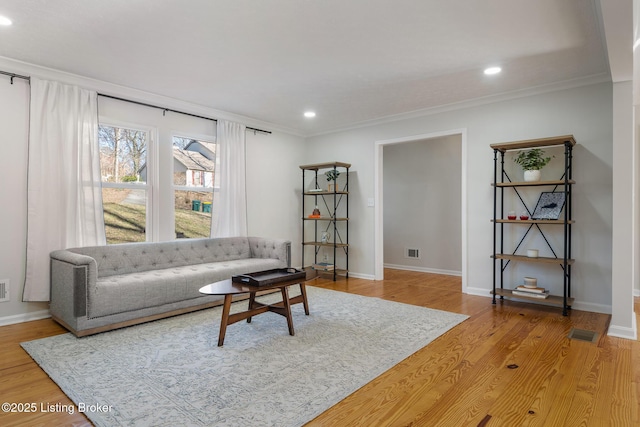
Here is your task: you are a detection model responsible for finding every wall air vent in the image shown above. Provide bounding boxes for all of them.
[405,248,421,259]
[0,279,9,302]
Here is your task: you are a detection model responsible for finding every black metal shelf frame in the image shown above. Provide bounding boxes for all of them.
[492,141,574,315]
[301,164,350,280]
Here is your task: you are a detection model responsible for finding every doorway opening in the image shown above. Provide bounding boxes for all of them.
[374,129,467,292]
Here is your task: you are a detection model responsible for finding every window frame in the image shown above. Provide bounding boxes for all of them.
[171,132,217,239]
[98,119,158,243]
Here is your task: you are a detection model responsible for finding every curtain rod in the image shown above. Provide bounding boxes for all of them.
[0,70,30,84]
[97,93,271,135]
[0,69,270,134]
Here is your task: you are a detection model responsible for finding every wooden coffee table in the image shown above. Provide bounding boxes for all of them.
[199,273,313,346]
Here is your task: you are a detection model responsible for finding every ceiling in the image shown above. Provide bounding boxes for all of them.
[0,1,615,135]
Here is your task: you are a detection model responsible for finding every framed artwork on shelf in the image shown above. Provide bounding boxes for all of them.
[531,191,566,220]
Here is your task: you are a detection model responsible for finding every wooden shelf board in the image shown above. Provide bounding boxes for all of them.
[300,162,351,170]
[304,266,348,274]
[303,217,349,221]
[492,254,575,265]
[490,135,576,152]
[492,288,574,307]
[303,191,349,195]
[492,180,575,187]
[493,219,574,224]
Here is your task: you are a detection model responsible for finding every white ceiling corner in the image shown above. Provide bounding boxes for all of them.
[598,0,632,82]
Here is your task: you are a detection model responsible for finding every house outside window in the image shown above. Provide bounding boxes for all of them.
[172,136,216,238]
[99,124,151,244]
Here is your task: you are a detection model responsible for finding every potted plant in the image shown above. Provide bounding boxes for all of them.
[325,169,340,191]
[514,148,552,182]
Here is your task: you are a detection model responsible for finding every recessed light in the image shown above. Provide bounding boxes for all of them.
[304,111,316,118]
[0,16,12,26]
[484,66,502,75]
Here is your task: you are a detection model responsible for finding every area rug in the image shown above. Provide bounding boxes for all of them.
[22,286,468,427]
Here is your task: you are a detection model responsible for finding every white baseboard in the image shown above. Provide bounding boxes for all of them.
[634,288,640,297]
[295,265,375,281]
[464,287,492,297]
[384,264,462,277]
[463,288,614,316]
[346,272,375,280]
[608,313,638,340]
[571,301,612,315]
[0,310,51,327]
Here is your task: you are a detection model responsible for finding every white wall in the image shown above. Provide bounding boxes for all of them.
[306,82,613,313]
[0,78,50,321]
[246,130,306,268]
[383,135,462,274]
[0,54,619,322]
[0,57,304,324]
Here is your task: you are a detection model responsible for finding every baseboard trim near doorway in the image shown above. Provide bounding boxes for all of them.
[384,264,462,277]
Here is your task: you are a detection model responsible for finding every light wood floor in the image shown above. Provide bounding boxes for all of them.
[1,269,638,426]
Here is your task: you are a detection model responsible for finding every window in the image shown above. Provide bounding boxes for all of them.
[172,136,216,238]
[99,124,150,244]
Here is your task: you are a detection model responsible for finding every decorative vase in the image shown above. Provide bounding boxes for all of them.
[523,170,541,182]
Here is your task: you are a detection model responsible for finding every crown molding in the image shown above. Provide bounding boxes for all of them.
[0,55,611,140]
[307,73,612,138]
[0,55,303,137]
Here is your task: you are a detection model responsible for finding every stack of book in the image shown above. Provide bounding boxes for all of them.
[312,262,334,271]
[512,285,549,299]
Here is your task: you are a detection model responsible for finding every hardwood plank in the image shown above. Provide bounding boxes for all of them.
[1,270,637,427]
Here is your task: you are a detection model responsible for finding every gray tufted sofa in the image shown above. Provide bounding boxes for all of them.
[49,236,291,337]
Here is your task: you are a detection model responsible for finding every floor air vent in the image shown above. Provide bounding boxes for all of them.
[568,328,598,343]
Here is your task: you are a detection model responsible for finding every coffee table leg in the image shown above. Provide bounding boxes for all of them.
[247,291,256,323]
[299,283,310,315]
[218,294,233,347]
[281,286,295,336]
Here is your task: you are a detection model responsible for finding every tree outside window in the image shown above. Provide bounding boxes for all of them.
[99,125,149,244]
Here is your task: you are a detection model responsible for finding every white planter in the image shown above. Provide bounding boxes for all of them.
[523,169,541,182]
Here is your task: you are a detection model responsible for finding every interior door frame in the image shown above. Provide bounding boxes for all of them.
[373,128,468,293]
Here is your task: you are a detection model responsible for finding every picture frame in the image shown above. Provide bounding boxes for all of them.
[531,191,566,220]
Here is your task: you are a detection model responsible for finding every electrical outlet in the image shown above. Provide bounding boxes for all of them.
[0,279,9,302]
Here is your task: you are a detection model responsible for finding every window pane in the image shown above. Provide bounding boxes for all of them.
[172,137,215,188]
[103,188,147,244]
[174,190,211,239]
[99,125,148,183]
[173,136,215,239]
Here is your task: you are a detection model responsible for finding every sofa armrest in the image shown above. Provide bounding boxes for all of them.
[50,250,98,320]
[51,249,95,267]
[248,237,291,268]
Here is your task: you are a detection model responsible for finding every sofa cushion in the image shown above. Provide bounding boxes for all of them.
[72,237,251,278]
[87,257,284,318]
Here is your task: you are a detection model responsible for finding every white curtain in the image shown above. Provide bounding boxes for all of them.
[211,119,247,237]
[23,78,105,301]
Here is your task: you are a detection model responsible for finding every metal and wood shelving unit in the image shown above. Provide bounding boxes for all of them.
[491,135,576,315]
[300,162,350,281]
